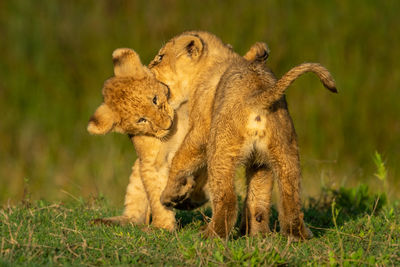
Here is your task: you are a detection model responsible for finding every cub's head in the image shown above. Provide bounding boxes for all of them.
[149,31,270,103]
[148,32,208,101]
[87,48,174,139]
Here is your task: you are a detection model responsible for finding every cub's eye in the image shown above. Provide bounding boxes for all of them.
[150,54,164,68]
[137,118,147,123]
[153,96,158,105]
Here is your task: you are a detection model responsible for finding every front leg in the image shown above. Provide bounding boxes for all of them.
[139,160,176,231]
[133,135,176,231]
[160,128,207,208]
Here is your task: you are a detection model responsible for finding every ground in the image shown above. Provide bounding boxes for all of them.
[1,185,399,266]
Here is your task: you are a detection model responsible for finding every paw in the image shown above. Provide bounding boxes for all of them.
[240,222,270,237]
[281,224,313,241]
[200,224,230,239]
[294,224,313,241]
[302,225,314,239]
[89,214,151,227]
[200,225,218,239]
[160,178,195,208]
[244,42,270,63]
[160,191,189,208]
[90,216,131,226]
[151,220,176,231]
[90,218,115,226]
[173,197,208,210]
[90,217,157,233]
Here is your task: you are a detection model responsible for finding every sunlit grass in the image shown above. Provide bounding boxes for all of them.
[0,186,398,265]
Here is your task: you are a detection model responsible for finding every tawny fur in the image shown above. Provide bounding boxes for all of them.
[88,48,180,230]
[148,31,336,239]
[88,44,270,230]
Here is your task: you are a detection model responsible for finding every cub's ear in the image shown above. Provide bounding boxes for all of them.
[112,48,148,79]
[243,42,270,63]
[87,103,117,135]
[178,35,204,59]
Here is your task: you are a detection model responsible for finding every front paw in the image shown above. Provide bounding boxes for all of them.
[151,220,176,231]
[174,197,208,210]
[160,190,190,208]
[160,178,195,208]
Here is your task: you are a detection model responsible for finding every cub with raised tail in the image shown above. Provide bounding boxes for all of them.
[148,31,337,239]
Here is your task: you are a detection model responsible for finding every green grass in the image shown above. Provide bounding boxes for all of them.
[1,2,399,264]
[1,186,398,266]
[0,0,400,205]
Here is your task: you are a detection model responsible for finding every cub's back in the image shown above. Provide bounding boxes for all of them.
[214,60,277,113]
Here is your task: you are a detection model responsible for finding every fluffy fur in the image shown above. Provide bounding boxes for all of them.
[148,31,337,239]
[88,44,270,230]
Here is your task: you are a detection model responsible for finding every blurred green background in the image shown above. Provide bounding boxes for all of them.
[1,0,399,206]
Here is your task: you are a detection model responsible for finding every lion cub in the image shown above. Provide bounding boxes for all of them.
[148,31,337,239]
[87,48,181,230]
[88,44,271,230]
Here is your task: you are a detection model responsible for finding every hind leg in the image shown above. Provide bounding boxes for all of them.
[202,135,244,238]
[269,144,312,240]
[240,165,274,236]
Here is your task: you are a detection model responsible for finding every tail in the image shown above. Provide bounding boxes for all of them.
[269,63,337,104]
